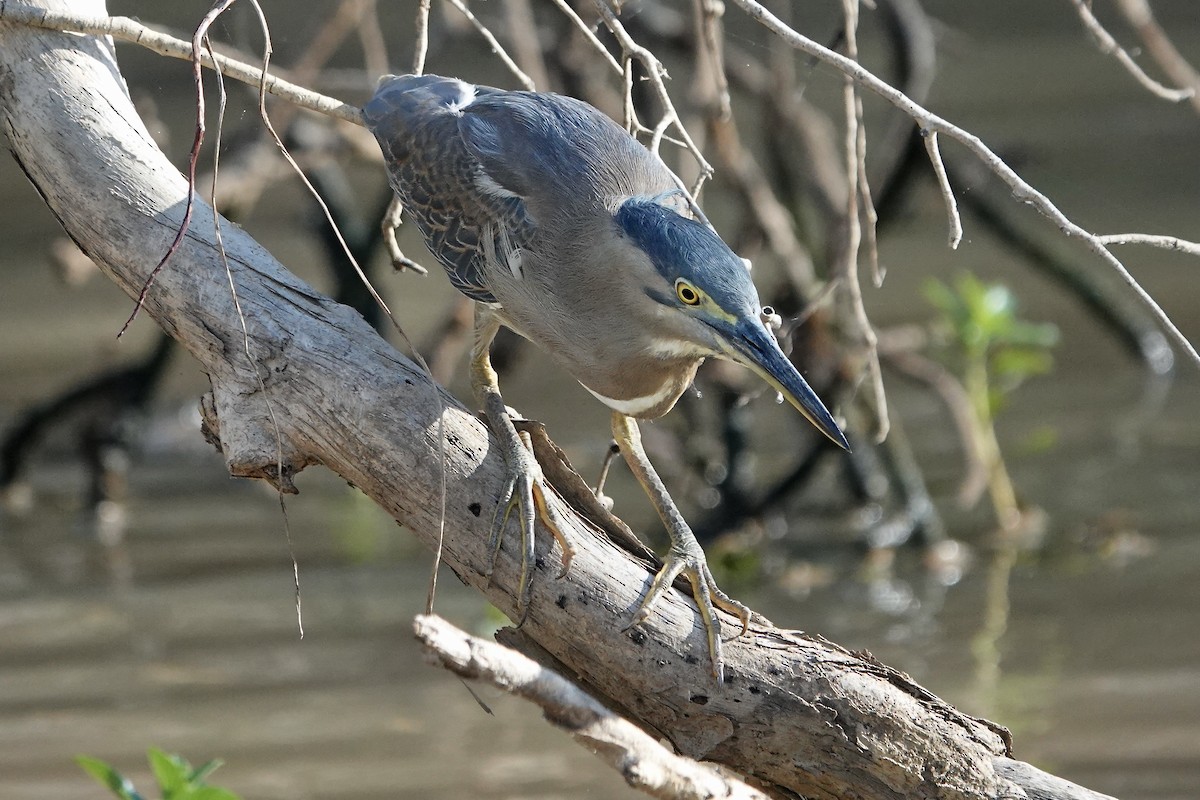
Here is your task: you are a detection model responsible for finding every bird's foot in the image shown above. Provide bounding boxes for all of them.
[624,534,750,682]
[487,429,575,613]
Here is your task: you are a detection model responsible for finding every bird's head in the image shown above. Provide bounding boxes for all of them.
[615,197,849,450]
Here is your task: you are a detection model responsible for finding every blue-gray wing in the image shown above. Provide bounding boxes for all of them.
[363,75,534,304]
[456,89,675,215]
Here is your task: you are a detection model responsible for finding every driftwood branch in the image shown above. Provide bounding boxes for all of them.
[415,614,770,800]
[0,3,1117,799]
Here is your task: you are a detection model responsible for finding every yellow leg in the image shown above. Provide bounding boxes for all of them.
[471,307,575,612]
[612,412,750,681]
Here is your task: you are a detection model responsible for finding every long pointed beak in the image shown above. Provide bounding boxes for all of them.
[717,318,850,451]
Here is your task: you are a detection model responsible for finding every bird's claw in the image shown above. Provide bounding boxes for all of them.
[486,433,575,612]
[625,539,750,683]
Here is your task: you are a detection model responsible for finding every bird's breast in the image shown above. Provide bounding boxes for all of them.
[576,354,702,420]
[488,261,706,420]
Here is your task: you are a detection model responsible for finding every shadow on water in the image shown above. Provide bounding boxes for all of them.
[1,0,1199,798]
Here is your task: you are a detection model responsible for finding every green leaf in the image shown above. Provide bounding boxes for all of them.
[147,748,191,799]
[187,759,225,786]
[998,319,1060,349]
[992,347,1054,381]
[76,756,145,800]
[1022,425,1059,454]
[922,277,958,316]
[186,787,242,800]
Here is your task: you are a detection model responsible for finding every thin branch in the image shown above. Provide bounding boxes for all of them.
[266,0,377,135]
[503,0,551,90]
[0,1,362,124]
[1097,233,1200,256]
[1068,0,1195,103]
[725,0,1200,368]
[1114,0,1200,114]
[215,0,451,616]
[923,129,962,249]
[856,92,882,285]
[356,0,390,82]
[592,0,715,209]
[441,0,537,90]
[622,55,637,132]
[414,614,771,800]
[546,0,623,76]
[117,0,237,338]
[878,337,988,508]
[840,0,889,443]
[205,21,304,637]
[381,195,430,274]
[692,0,731,119]
[413,0,432,74]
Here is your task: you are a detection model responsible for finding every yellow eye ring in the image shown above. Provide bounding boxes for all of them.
[676,281,701,306]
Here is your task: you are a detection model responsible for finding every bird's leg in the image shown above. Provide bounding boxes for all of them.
[471,308,575,612]
[592,441,621,512]
[612,412,750,681]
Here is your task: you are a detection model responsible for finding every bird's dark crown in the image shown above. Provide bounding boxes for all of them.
[615,198,758,313]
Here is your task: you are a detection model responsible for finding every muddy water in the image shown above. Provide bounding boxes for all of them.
[2,1,1199,798]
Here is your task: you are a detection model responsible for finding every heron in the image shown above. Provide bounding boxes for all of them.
[363,74,848,680]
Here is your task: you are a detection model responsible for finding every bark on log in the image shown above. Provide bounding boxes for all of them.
[0,3,1116,799]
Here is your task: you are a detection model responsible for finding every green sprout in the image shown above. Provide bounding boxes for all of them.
[924,273,1059,531]
[77,748,241,800]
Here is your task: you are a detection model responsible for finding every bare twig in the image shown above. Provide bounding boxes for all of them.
[204,19,304,637]
[546,0,623,76]
[381,195,430,274]
[622,55,637,132]
[441,0,536,90]
[855,93,882,285]
[593,0,715,208]
[414,614,771,800]
[692,0,731,119]
[209,0,449,615]
[708,119,820,292]
[1114,0,1200,114]
[1069,0,1195,103]
[0,1,361,123]
[923,129,962,249]
[840,0,889,443]
[413,0,432,74]
[503,0,551,90]
[1097,233,1200,256]
[879,339,988,508]
[117,0,238,338]
[726,0,1199,368]
[266,0,378,136]
[398,0,434,280]
[357,0,389,81]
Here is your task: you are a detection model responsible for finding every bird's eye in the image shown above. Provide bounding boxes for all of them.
[676,281,701,306]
